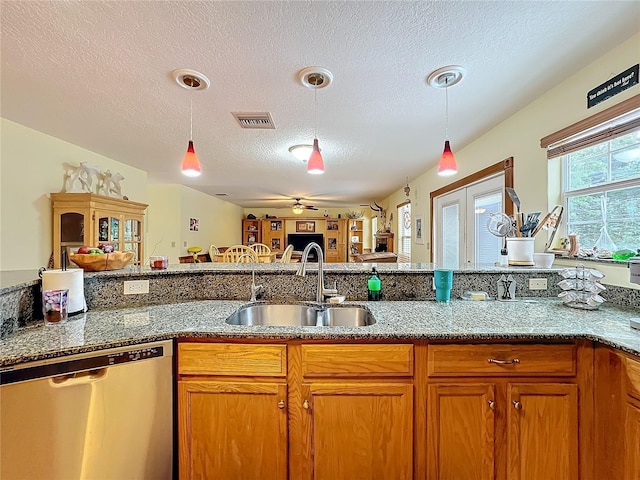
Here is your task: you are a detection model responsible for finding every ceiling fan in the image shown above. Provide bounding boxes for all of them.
[292,198,318,214]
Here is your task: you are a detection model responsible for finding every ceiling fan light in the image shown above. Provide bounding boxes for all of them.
[438,140,457,177]
[292,204,305,214]
[181,140,201,177]
[307,138,325,175]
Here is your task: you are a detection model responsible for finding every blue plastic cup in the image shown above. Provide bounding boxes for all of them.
[434,269,453,302]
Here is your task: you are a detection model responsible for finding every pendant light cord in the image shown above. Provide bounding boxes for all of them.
[444,76,449,140]
[314,87,318,138]
[189,95,193,141]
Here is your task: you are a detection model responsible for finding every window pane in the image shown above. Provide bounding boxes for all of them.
[567,186,640,251]
[567,153,609,190]
[397,203,411,257]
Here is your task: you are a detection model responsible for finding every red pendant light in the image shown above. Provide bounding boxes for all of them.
[298,67,333,175]
[438,140,457,177]
[172,69,210,178]
[427,66,465,178]
[181,140,201,177]
[307,138,324,175]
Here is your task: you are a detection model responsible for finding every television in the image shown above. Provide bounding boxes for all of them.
[287,234,324,261]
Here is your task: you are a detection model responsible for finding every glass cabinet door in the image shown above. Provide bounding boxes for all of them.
[98,216,121,251]
[124,218,142,264]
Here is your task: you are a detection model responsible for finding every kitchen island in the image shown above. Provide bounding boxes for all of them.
[2,264,640,480]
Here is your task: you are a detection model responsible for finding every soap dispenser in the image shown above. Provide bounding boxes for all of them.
[367,267,382,301]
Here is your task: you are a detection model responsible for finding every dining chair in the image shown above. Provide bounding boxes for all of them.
[208,244,220,262]
[222,245,257,263]
[250,243,271,255]
[280,244,294,263]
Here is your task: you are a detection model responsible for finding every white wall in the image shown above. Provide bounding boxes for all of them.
[0,119,148,270]
[384,33,640,288]
[146,184,244,264]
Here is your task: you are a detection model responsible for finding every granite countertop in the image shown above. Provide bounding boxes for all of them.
[1,298,639,367]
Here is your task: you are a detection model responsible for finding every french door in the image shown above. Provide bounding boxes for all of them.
[433,174,504,267]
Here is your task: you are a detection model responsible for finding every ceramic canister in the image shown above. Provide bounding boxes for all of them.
[506,237,535,266]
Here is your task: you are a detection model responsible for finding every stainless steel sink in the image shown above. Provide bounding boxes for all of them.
[225,304,376,327]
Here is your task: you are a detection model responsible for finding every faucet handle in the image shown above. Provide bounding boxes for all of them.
[322,281,339,299]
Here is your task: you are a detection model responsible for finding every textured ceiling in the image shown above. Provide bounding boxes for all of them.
[1,1,639,208]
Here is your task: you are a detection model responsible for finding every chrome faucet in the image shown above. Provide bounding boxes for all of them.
[296,242,338,303]
[238,253,263,302]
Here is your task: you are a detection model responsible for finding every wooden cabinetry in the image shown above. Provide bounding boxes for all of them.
[324,219,346,262]
[375,232,394,253]
[177,343,288,480]
[263,219,285,252]
[347,219,364,261]
[51,193,147,268]
[178,341,414,480]
[427,343,585,480]
[242,218,261,246]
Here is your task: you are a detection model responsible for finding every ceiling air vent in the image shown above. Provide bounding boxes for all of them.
[232,112,275,129]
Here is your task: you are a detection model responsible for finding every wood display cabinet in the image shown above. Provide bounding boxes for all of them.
[51,193,147,268]
[324,218,346,262]
[426,342,592,480]
[177,341,414,480]
[262,219,284,252]
[375,232,394,253]
[242,218,261,246]
[347,219,364,261]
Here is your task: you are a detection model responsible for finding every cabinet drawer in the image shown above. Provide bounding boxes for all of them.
[624,357,640,401]
[178,343,286,377]
[427,344,576,377]
[301,344,413,377]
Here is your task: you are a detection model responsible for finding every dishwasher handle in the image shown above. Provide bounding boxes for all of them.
[50,368,108,387]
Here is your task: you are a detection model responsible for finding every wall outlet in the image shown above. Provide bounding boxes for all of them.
[528,278,548,290]
[171,241,176,248]
[124,280,149,295]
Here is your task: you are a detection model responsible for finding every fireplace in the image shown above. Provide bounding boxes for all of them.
[287,233,324,261]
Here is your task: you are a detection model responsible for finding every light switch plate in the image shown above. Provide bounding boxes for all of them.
[528,278,548,290]
[124,280,149,295]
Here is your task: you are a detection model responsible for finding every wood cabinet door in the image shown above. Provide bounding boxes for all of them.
[300,382,413,480]
[178,381,288,480]
[507,383,578,480]
[427,384,496,480]
[624,398,640,480]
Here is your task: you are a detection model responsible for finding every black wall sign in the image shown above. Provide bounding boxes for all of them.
[587,64,639,109]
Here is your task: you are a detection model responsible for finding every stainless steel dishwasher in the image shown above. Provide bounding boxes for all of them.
[1,340,174,480]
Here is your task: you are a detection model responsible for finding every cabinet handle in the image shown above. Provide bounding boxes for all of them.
[512,400,522,410]
[302,400,310,410]
[277,400,285,409]
[488,358,520,365]
[488,400,495,410]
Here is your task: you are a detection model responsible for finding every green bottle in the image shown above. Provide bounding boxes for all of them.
[368,267,382,301]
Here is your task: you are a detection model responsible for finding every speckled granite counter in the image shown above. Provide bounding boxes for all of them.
[1,298,639,367]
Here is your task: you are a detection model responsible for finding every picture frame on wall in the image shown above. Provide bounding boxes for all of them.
[415,215,424,244]
[296,221,315,233]
[189,217,199,232]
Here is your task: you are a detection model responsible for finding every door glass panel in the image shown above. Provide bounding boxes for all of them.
[125,219,140,242]
[442,204,459,268]
[474,192,503,265]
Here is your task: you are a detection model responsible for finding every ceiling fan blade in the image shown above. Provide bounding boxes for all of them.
[305,205,318,210]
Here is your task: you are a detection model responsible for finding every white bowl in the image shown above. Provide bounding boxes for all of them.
[533,253,554,269]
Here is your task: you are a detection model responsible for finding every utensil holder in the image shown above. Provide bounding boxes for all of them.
[506,237,534,266]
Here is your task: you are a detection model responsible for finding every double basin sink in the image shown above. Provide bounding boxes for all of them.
[226,303,376,327]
